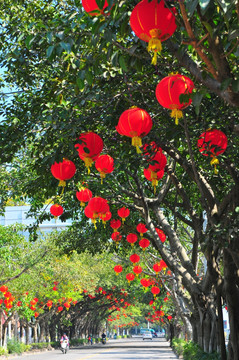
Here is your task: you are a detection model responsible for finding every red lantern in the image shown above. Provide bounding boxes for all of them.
[58,306,63,312]
[82,0,109,16]
[140,278,151,288]
[50,204,63,218]
[114,265,123,275]
[47,300,53,308]
[75,132,104,173]
[133,265,142,276]
[136,223,148,238]
[160,259,167,270]
[99,211,112,226]
[197,129,228,174]
[0,286,8,293]
[129,253,140,265]
[130,0,177,65]
[126,273,135,283]
[151,286,160,297]
[111,232,122,245]
[117,207,130,223]
[116,107,153,153]
[156,74,194,124]
[76,187,93,207]
[168,315,172,321]
[148,149,167,172]
[51,159,76,187]
[144,168,164,193]
[139,238,150,251]
[85,197,109,228]
[126,233,138,247]
[155,228,166,243]
[64,302,71,310]
[110,219,121,232]
[153,263,162,273]
[95,154,114,183]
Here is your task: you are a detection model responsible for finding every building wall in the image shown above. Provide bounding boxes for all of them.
[0,205,72,235]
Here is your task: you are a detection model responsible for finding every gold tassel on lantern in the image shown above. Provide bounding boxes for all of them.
[170,109,183,125]
[83,157,93,174]
[210,156,219,175]
[132,136,142,154]
[148,29,162,65]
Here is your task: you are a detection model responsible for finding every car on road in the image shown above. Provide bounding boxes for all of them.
[142,331,153,340]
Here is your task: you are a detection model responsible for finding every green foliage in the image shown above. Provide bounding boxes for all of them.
[172,338,186,356]
[7,339,31,354]
[0,346,8,356]
[183,341,220,360]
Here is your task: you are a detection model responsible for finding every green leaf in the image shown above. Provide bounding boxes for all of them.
[76,77,85,90]
[46,45,55,58]
[25,34,34,49]
[85,71,93,86]
[232,79,239,93]
[60,42,71,53]
[185,0,199,17]
[119,55,128,72]
[95,0,105,10]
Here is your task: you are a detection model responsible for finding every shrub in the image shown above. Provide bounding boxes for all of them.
[172,338,186,356]
[7,339,23,354]
[0,346,8,356]
[183,341,220,360]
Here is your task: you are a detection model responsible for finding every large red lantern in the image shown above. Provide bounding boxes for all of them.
[139,238,150,251]
[114,265,123,275]
[50,204,64,218]
[99,211,112,226]
[130,0,177,65]
[51,159,76,187]
[82,0,109,16]
[197,129,228,174]
[148,149,167,172]
[136,223,148,238]
[129,253,140,265]
[126,273,135,283]
[156,74,194,124]
[76,187,93,207]
[85,196,109,228]
[116,107,153,153]
[133,265,142,276]
[126,233,138,247]
[110,219,121,232]
[95,154,114,183]
[117,207,130,223]
[144,168,164,193]
[155,228,166,243]
[75,132,104,173]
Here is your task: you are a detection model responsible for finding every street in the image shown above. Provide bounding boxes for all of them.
[8,337,178,360]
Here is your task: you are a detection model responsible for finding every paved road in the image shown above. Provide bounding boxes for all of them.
[9,338,178,360]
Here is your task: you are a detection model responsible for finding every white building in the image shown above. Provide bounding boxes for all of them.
[0,205,72,236]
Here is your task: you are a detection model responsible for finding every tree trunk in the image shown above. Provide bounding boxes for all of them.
[39,320,46,342]
[224,249,239,360]
[25,324,29,345]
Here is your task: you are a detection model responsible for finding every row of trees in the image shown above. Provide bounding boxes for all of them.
[0,0,239,358]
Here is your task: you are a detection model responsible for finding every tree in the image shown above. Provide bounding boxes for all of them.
[0,0,239,358]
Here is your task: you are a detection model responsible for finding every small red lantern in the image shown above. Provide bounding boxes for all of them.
[139,238,150,251]
[75,132,104,173]
[151,286,160,298]
[126,273,135,283]
[133,265,142,276]
[58,306,63,312]
[117,207,130,223]
[168,315,172,321]
[110,219,121,232]
[197,129,227,174]
[130,0,177,65]
[0,286,8,293]
[50,204,63,218]
[147,149,167,172]
[155,228,166,243]
[144,168,164,193]
[116,107,153,153]
[76,187,93,207]
[136,223,148,238]
[140,278,151,288]
[51,159,76,187]
[95,154,114,183]
[126,233,138,247]
[156,74,194,124]
[64,302,71,310]
[111,232,122,245]
[87,196,109,218]
[160,259,167,270]
[114,265,123,275]
[47,300,53,309]
[82,0,109,16]
[99,211,112,226]
[153,263,162,273]
[129,253,140,265]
